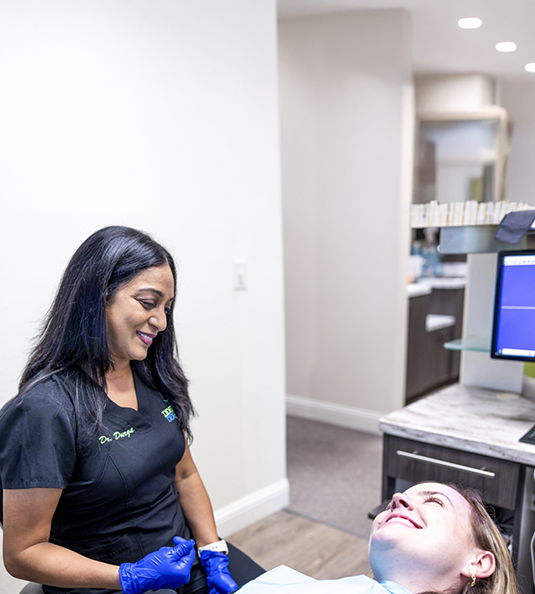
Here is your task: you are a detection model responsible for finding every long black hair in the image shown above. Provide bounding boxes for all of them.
[19,226,194,440]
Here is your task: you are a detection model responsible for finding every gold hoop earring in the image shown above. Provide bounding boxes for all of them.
[470,574,476,587]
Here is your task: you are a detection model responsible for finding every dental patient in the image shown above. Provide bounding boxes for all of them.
[239,482,517,594]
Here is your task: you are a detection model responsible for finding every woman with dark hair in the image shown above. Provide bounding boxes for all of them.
[237,482,517,594]
[0,226,263,594]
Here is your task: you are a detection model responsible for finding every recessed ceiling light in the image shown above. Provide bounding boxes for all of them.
[526,63,535,73]
[458,18,482,29]
[496,42,517,52]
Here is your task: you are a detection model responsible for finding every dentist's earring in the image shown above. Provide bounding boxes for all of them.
[470,574,476,587]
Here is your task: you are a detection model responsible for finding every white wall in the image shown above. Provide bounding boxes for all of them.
[280,10,413,433]
[0,2,287,592]
[500,80,535,204]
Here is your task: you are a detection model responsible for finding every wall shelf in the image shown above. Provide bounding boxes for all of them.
[444,336,489,353]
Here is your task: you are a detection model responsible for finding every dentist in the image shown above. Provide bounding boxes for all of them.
[0,226,263,594]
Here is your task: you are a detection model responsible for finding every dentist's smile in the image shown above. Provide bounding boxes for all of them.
[137,331,156,346]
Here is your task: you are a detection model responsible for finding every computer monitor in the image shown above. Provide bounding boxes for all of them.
[491,249,535,362]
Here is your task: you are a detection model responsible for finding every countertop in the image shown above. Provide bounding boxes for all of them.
[407,276,466,298]
[407,283,432,297]
[417,277,466,289]
[379,383,535,465]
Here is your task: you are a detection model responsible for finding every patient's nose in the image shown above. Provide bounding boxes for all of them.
[390,492,414,510]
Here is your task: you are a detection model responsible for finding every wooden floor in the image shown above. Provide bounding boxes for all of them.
[228,510,371,580]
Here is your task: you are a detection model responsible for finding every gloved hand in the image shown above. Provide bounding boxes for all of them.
[119,536,196,594]
[199,549,239,594]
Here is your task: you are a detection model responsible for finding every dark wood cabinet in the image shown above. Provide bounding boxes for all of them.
[382,434,525,567]
[382,435,522,509]
[406,287,464,402]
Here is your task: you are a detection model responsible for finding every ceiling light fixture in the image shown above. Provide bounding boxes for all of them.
[458,18,482,29]
[526,63,535,73]
[496,42,517,52]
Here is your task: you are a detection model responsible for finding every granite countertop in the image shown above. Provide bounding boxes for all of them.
[416,277,467,290]
[407,276,466,298]
[407,283,432,298]
[380,383,535,465]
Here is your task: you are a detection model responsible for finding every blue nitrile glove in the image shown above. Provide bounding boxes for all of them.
[119,537,196,594]
[199,549,239,594]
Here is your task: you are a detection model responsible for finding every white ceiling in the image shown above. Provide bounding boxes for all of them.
[277,0,535,85]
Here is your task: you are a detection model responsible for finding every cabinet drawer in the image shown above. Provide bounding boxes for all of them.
[384,435,521,509]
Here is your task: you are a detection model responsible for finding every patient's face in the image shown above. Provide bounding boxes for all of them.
[369,483,477,580]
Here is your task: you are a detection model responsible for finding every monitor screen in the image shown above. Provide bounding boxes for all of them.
[491,249,535,361]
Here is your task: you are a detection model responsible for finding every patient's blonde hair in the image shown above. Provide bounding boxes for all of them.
[440,484,517,594]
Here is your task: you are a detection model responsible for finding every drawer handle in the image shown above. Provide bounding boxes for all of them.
[396,450,495,478]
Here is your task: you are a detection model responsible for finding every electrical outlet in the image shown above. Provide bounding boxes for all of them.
[234,259,247,290]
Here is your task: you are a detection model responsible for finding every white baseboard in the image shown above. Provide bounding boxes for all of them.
[286,394,382,435]
[215,478,290,538]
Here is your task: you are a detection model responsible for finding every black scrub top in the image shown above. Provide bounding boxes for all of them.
[0,370,189,594]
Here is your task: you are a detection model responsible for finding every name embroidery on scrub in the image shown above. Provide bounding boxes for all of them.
[161,405,176,422]
[99,427,135,444]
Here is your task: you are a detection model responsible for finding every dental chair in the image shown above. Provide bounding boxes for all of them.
[19,584,44,594]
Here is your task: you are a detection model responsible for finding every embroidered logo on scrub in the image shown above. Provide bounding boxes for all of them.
[158,393,176,422]
[99,427,135,444]
[161,405,176,422]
